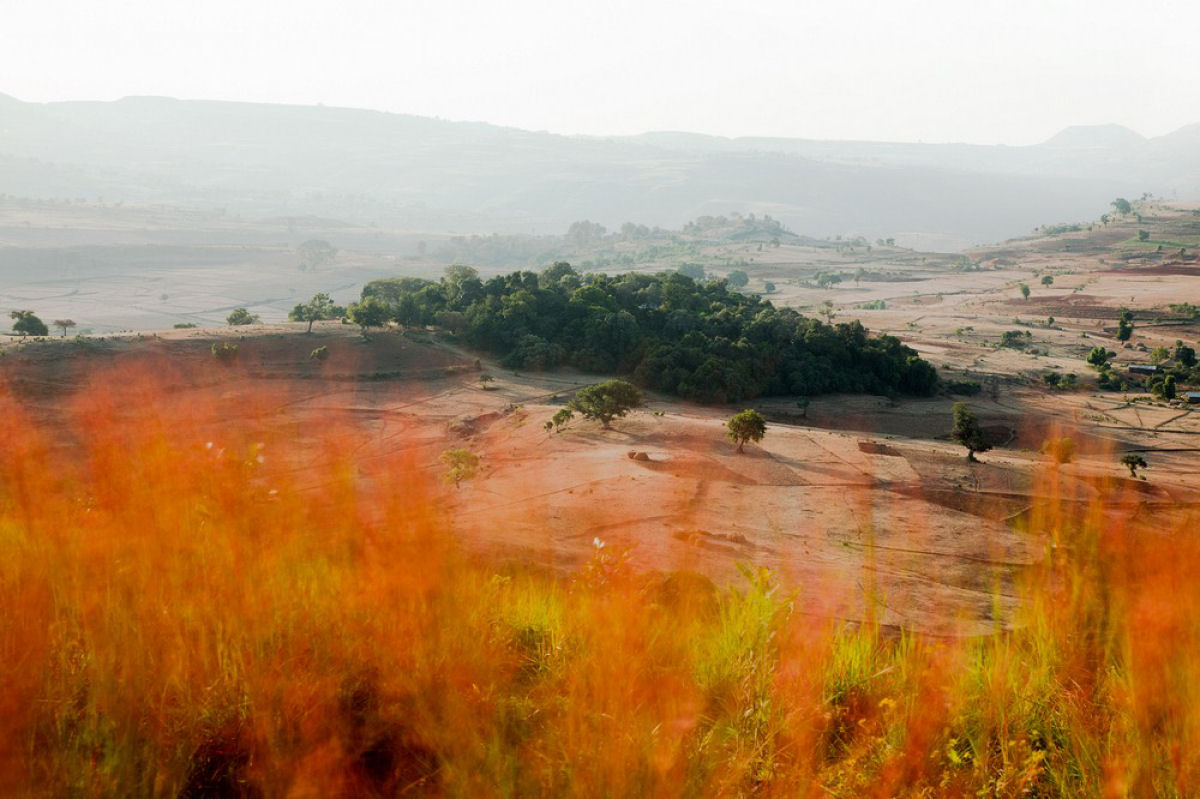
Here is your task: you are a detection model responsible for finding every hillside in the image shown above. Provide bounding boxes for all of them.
[4,94,1195,248]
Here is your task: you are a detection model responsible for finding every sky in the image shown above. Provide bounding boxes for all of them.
[3,0,1198,145]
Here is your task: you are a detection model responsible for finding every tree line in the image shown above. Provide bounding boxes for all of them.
[355,263,938,404]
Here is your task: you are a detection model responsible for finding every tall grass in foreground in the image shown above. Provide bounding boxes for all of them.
[1,365,1198,796]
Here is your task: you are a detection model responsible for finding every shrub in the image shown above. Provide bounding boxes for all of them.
[211,342,238,362]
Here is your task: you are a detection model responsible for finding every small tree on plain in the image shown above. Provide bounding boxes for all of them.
[1117,318,1133,342]
[1120,454,1147,478]
[441,448,479,488]
[951,402,992,462]
[1041,275,1054,287]
[567,379,642,429]
[727,409,767,453]
[289,292,343,333]
[296,239,337,271]
[1019,283,1031,300]
[820,300,836,324]
[1041,437,1075,465]
[1174,341,1196,368]
[10,310,48,337]
[1086,347,1114,369]
[211,342,238,362]
[53,319,76,337]
[478,373,495,390]
[550,408,574,432]
[226,307,260,326]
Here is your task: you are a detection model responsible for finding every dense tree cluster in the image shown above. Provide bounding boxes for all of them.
[358,263,938,404]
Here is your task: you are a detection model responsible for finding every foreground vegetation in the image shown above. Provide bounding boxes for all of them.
[1,366,1197,796]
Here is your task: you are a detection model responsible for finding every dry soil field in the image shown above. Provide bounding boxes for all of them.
[3,201,1199,636]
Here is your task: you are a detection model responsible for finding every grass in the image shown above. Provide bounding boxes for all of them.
[1119,236,1200,249]
[1,362,1199,795]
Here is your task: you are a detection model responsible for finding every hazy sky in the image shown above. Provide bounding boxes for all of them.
[4,0,1198,144]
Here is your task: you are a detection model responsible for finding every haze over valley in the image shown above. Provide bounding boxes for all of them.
[4,92,1200,251]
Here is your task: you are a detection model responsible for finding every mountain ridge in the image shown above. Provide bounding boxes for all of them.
[1,93,1195,250]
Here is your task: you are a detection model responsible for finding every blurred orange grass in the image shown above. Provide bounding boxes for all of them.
[0,362,1197,795]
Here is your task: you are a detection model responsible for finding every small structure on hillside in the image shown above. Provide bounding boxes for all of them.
[1128,364,1159,375]
[1185,392,1200,404]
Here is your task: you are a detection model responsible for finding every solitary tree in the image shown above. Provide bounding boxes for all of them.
[567,379,642,428]
[951,402,992,462]
[441,448,479,488]
[1120,453,1148,478]
[796,396,810,419]
[1117,318,1134,342]
[1041,275,1054,287]
[1041,437,1076,465]
[726,269,749,288]
[346,296,391,339]
[10,310,48,337]
[1111,197,1133,215]
[548,408,574,433]
[53,318,76,337]
[296,239,337,271]
[727,409,767,453]
[1086,347,1114,369]
[820,300,836,324]
[226,307,260,326]
[1019,283,1031,300]
[1174,341,1196,368]
[289,292,343,333]
[478,373,495,390]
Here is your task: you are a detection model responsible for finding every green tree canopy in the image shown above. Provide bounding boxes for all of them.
[727,409,767,453]
[1117,318,1133,342]
[289,292,345,333]
[1174,341,1196,368]
[10,310,48,337]
[951,402,992,462]
[1120,453,1147,478]
[226,307,260,326]
[358,265,939,404]
[1086,347,1114,369]
[568,379,642,429]
[346,296,391,338]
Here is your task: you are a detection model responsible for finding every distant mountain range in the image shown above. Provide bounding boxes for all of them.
[2,93,1198,250]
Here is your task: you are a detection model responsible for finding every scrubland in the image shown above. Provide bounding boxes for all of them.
[2,359,1198,796]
